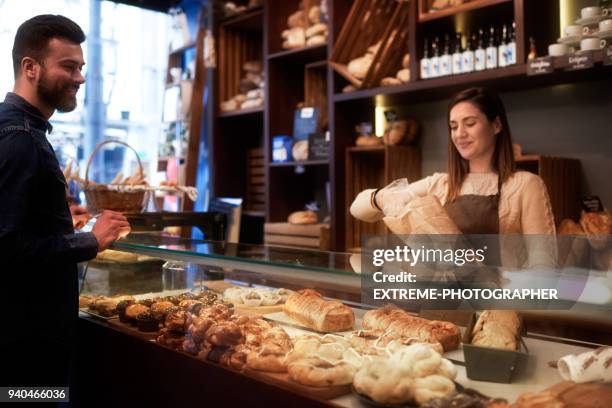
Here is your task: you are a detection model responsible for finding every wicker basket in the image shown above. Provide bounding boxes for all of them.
[84,140,146,214]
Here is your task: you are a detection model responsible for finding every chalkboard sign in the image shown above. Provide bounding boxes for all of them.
[582,196,604,213]
[527,57,553,75]
[565,51,594,71]
[308,132,329,160]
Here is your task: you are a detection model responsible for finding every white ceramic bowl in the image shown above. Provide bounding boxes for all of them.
[581,6,602,19]
[549,43,569,56]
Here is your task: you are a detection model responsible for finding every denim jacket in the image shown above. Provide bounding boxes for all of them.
[0,92,98,345]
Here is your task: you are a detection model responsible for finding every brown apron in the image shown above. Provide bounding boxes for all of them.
[441,177,503,313]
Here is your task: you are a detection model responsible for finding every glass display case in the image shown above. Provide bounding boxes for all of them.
[77,233,612,407]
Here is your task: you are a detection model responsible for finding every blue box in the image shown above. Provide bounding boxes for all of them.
[272,135,292,163]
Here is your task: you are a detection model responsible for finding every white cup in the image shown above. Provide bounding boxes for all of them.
[564,25,583,37]
[600,19,612,32]
[549,43,569,56]
[581,6,602,19]
[580,37,604,50]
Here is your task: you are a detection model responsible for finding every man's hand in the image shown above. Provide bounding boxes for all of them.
[91,210,131,252]
[69,204,91,229]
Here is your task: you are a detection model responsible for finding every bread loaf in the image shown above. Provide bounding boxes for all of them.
[362,307,461,351]
[288,210,317,225]
[471,310,520,350]
[284,289,355,332]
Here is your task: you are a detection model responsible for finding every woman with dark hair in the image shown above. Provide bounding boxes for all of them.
[350,87,555,267]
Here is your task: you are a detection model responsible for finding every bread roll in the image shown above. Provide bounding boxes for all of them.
[362,307,461,351]
[284,289,355,332]
[288,210,317,225]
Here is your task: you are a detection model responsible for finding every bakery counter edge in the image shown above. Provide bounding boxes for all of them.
[75,315,333,407]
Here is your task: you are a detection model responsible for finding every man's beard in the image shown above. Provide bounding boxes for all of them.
[37,69,79,113]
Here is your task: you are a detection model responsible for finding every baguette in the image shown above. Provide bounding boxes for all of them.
[283,289,354,332]
[362,306,461,351]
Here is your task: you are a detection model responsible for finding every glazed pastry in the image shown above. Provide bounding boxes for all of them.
[164,296,180,305]
[362,306,460,351]
[136,310,159,332]
[205,321,243,347]
[125,304,149,324]
[178,292,198,301]
[165,309,188,333]
[284,289,355,332]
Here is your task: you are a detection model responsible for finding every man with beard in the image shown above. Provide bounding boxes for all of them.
[0,15,130,389]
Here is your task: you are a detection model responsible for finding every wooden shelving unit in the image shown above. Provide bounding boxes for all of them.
[208,0,612,250]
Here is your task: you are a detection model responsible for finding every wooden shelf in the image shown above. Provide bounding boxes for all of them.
[217,106,264,118]
[269,160,330,167]
[169,41,196,56]
[267,44,327,63]
[219,7,263,30]
[346,145,386,153]
[419,0,512,22]
[243,210,266,218]
[334,59,612,106]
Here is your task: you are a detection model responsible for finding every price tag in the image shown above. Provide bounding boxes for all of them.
[565,51,594,71]
[527,57,553,75]
[300,107,314,118]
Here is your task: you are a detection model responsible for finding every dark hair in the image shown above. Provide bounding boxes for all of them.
[12,14,85,78]
[446,87,515,202]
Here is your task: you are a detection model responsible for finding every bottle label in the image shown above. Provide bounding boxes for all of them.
[475,49,486,71]
[486,47,498,69]
[498,45,507,67]
[420,59,430,79]
[430,56,441,77]
[440,55,451,76]
[462,51,474,72]
[507,42,516,65]
[452,53,462,74]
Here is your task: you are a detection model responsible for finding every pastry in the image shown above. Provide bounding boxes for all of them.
[347,54,374,79]
[90,297,120,317]
[308,5,321,24]
[396,68,410,83]
[241,291,263,307]
[164,309,188,333]
[402,53,410,69]
[150,301,175,322]
[355,135,383,146]
[410,375,456,405]
[305,23,326,38]
[306,34,326,46]
[362,307,461,351]
[284,289,355,332]
[125,304,149,324]
[117,299,135,323]
[353,359,412,404]
[471,310,520,351]
[205,321,243,347]
[136,310,159,332]
[288,210,317,225]
[288,357,356,387]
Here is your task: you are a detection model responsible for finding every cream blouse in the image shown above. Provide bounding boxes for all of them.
[350,171,557,268]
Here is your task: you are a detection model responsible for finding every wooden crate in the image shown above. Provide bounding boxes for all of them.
[245,147,266,213]
[329,0,411,89]
[304,61,328,131]
[516,155,581,226]
[218,9,263,106]
[264,222,331,251]
[345,145,422,250]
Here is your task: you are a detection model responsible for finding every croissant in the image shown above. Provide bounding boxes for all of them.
[362,306,460,351]
[284,289,355,333]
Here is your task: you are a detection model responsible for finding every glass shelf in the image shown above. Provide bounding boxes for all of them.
[111,232,359,280]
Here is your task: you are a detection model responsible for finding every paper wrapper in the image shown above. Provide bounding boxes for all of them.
[557,346,612,383]
[382,195,461,235]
